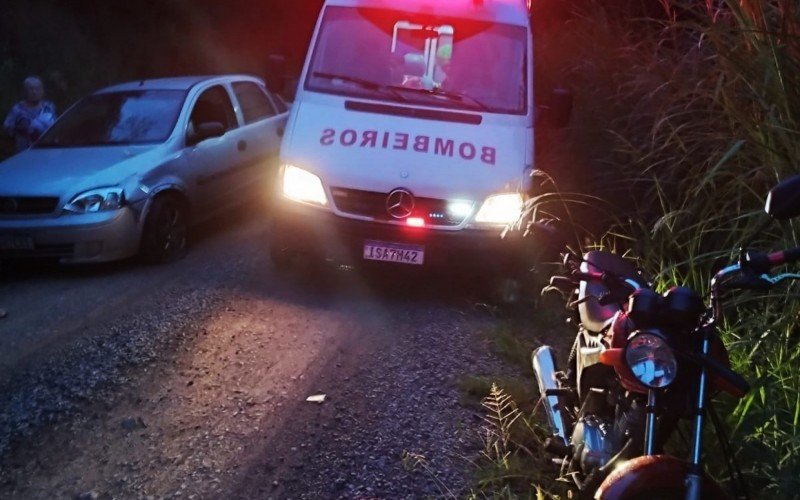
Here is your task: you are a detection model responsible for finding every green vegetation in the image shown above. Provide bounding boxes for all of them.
[473,0,800,497]
[464,310,572,498]
[581,1,800,495]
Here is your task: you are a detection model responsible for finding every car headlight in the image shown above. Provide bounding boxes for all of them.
[282,165,328,206]
[625,332,678,389]
[64,187,125,214]
[474,193,524,224]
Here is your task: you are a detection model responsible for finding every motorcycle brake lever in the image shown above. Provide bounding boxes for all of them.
[722,267,773,291]
[568,292,623,308]
[760,272,800,286]
[568,295,597,308]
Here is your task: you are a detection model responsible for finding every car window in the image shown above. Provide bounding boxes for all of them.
[188,86,237,136]
[232,81,277,124]
[36,90,186,147]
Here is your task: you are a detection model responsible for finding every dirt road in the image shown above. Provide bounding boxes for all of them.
[0,205,526,499]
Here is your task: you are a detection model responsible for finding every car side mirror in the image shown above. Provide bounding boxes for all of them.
[766,174,800,220]
[188,121,225,147]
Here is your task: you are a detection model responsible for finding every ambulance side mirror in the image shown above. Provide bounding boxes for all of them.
[537,88,573,129]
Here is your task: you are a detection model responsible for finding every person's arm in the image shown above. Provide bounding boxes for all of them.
[30,102,57,139]
[2,106,19,137]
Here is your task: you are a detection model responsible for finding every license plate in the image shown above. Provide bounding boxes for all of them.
[363,240,425,266]
[0,235,34,251]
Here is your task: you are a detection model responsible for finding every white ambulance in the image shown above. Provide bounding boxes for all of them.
[271,0,536,274]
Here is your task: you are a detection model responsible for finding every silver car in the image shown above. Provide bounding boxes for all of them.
[0,75,288,263]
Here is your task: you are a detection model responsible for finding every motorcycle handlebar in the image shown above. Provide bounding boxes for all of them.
[736,246,800,276]
[767,246,800,267]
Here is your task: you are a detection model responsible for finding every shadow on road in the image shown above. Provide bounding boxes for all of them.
[0,201,268,285]
[240,255,510,318]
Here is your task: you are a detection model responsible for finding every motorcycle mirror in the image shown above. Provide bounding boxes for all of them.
[765,174,800,220]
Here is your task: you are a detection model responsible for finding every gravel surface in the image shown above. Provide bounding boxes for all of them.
[234,306,505,499]
[0,286,224,457]
[0,209,529,499]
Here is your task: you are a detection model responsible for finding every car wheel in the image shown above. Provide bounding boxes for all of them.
[141,195,189,264]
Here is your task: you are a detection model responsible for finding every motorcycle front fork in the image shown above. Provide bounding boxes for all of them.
[641,331,710,500]
[685,332,712,500]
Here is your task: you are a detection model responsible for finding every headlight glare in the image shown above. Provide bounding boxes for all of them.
[625,332,678,389]
[447,200,474,219]
[64,187,125,214]
[475,193,523,224]
[282,165,328,206]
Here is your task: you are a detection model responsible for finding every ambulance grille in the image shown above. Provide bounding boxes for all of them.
[330,188,467,227]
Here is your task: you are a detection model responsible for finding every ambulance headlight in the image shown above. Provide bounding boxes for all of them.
[475,193,524,225]
[282,165,328,206]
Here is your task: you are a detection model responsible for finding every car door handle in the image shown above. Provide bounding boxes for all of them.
[277,127,285,137]
[238,140,247,152]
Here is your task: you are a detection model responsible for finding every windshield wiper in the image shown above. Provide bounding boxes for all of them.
[312,72,407,103]
[386,85,491,113]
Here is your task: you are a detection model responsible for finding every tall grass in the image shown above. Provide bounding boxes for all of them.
[534,0,800,495]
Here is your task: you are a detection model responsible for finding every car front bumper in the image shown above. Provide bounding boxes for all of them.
[271,200,525,273]
[0,208,141,264]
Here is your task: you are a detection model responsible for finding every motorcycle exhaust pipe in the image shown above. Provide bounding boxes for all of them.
[532,346,569,445]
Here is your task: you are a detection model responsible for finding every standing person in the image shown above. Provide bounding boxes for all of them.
[3,76,57,152]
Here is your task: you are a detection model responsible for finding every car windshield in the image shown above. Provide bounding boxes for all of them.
[305,6,528,115]
[36,90,186,147]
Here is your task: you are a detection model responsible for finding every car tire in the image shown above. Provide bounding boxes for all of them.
[140,195,189,264]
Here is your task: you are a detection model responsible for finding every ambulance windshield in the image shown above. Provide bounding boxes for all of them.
[305,6,528,115]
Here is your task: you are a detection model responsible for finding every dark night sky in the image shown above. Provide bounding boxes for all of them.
[1,1,324,107]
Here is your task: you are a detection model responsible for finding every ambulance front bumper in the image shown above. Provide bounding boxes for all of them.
[271,200,525,272]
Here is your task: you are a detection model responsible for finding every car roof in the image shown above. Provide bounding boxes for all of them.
[322,0,531,27]
[96,75,264,94]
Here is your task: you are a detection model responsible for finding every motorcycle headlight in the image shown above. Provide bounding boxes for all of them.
[474,193,524,225]
[625,332,678,389]
[281,165,328,206]
[64,187,125,214]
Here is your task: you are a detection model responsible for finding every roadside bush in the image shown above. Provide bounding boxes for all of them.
[475,0,800,497]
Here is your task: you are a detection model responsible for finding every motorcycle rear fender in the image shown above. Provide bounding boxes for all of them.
[595,455,727,500]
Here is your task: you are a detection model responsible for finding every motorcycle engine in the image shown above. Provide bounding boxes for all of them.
[571,397,647,474]
[570,415,615,472]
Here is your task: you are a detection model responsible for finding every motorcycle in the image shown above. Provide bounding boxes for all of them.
[531,174,800,499]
